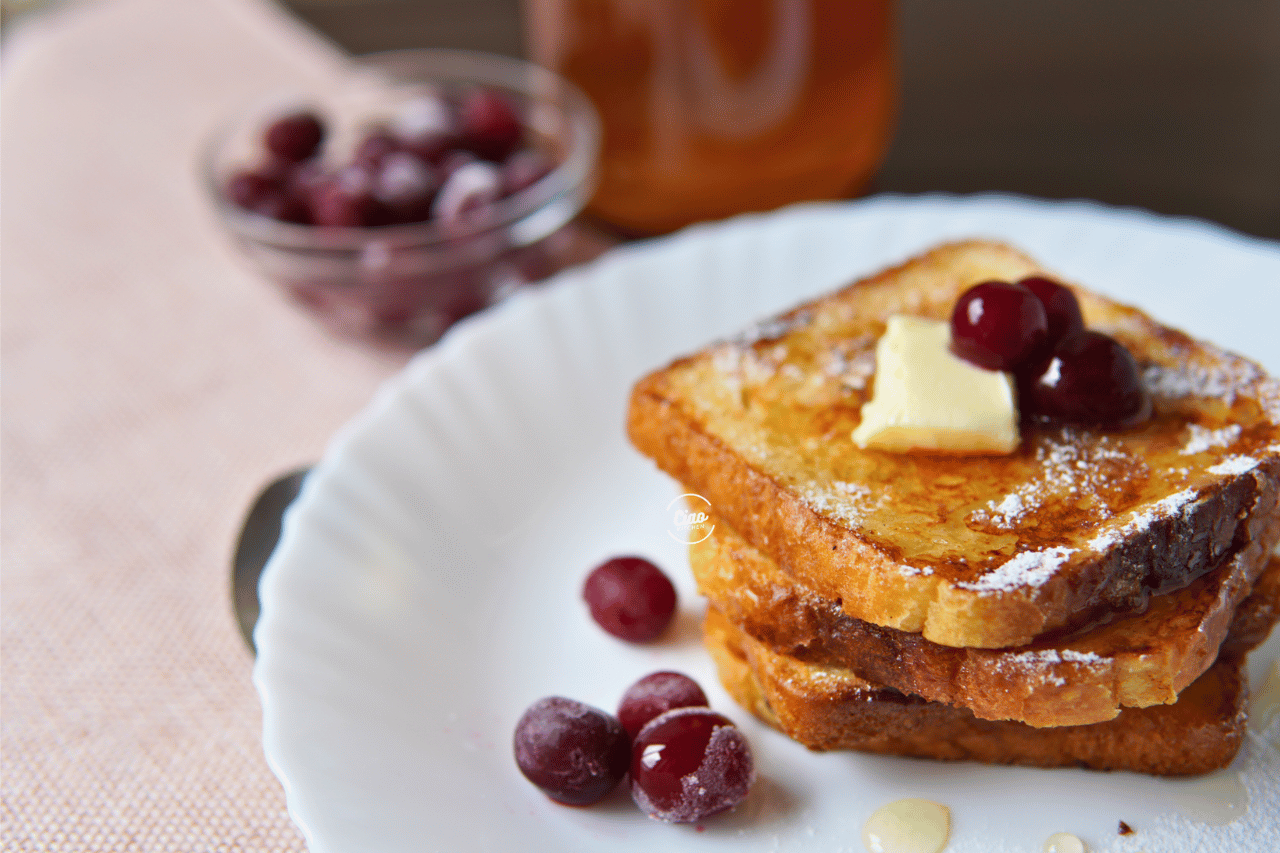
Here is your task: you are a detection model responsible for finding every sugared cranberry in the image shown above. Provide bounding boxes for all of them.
[437,149,480,180]
[501,149,553,195]
[402,131,457,165]
[618,672,709,739]
[459,88,522,161]
[225,168,309,222]
[1019,276,1085,349]
[630,707,754,823]
[583,557,677,642]
[950,281,1049,371]
[352,131,402,169]
[394,95,459,164]
[373,152,440,223]
[431,161,502,227]
[395,94,452,133]
[264,111,324,162]
[259,192,311,224]
[1021,331,1151,429]
[309,166,384,227]
[225,169,283,210]
[513,697,629,806]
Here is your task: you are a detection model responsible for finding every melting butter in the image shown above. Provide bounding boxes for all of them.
[852,316,1019,454]
[862,798,950,853]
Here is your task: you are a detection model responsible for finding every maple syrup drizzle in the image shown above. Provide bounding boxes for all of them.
[1042,832,1085,853]
[861,798,950,853]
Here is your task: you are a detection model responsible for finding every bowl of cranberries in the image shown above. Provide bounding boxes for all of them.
[204,49,600,347]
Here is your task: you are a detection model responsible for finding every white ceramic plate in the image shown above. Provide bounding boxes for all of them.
[255,195,1280,853]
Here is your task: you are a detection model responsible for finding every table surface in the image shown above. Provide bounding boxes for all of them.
[1,0,1276,849]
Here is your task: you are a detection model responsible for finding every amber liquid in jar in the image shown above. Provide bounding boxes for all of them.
[523,0,896,234]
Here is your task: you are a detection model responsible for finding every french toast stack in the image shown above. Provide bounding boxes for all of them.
[628,241,1280,775]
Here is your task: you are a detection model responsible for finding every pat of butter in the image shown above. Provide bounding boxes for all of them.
[851,315,1019,454]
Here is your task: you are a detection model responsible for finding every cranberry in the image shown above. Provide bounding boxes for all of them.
[259,192,311,224]
[1022,331,1151,429]
[352,131,402,169]
[225,168,283,209]
[950,281,1049,371]
[223,85,562,235]
[437,149,480,180]
[618,672,709,739]
[630,707,754,823]
[400,130,457,165]
[431,161,502,227]
[225,167,309,222]
[372,151,440,223]
[513,697,629,806]
[459,88,522,161]
[309,166,384,227]
[501,149,553,196]
[1019,276,1085,349]
[393,94,455,140]
[394,96,460,164]
[582,557,677,642]
[264,111,324,162]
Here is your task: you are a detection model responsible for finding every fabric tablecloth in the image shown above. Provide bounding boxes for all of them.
[2,0,421,847]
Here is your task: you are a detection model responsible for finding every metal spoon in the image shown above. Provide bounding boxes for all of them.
[231,467,309,653]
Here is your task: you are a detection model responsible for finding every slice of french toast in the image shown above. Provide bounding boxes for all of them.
[629,241,1280,648]
[695,517,1279,726]
[704,584,1277,775]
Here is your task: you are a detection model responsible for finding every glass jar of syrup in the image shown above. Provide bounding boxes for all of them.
[523,0,897,235]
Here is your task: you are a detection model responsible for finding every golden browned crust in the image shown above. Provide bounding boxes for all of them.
[694,516,1280,727]
[705,608,1253,777]
[628,240,1280,648]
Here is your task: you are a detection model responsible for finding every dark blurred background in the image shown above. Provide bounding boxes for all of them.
[269,0,1280,241]
[5,0,1267,240]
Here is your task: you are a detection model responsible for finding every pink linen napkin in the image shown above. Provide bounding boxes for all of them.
[2,0,410,846]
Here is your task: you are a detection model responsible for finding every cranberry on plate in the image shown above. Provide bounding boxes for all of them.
[618,671,709,739]
[513,696,629,806]
[582,556,678,642]
[630,707,754,823]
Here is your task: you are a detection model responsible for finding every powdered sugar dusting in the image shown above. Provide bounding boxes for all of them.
[798,479,884,527]
[1208,455,1258,476]
[1088,487,1200,551]
[967,432,1138,531]
[728,310,812,346]
[1142,346,1261,405]
[989,647,1109,687]
[1180,423,1242,455]
[957,547,1074,593]
[821,338,877,391]
[708,342,782,388]
[998,648,1106,667]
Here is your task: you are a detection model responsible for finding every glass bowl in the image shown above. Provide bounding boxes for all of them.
[203,49,600,348]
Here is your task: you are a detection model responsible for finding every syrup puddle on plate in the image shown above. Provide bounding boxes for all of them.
[1042,832,1085,853]
[861,798,950,853]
